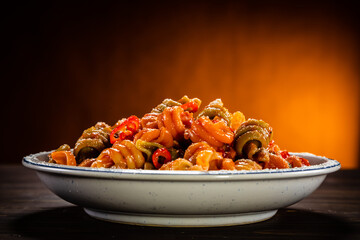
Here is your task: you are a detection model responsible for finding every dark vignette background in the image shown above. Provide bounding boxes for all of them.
[1,0,359,167]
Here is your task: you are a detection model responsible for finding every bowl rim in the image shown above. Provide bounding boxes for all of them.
[22,151,341,181]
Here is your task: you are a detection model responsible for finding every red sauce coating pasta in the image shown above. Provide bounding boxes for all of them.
[92,140,145,169]
[157,106,192,141]
[50,96,310,171]
[185,116,234,148]
[134,127,174,148]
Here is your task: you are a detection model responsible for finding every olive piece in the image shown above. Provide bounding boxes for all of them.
[76,147,100,164]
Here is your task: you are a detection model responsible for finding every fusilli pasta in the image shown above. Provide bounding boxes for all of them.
[49,95,310,171]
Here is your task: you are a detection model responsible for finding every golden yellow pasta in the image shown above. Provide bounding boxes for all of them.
[92,140,145,169]
[159,158,194,170]
[185,116,234,148]
[184,142,215,164]
[211,158,236,170]
[193,149,223,171]
[234,159,263,170]
[134,127,174,148]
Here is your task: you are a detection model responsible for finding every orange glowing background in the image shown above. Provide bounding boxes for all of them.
[2,1,359,168]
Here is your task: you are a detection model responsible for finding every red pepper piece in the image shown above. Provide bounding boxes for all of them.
[152,148,172,169]
[280,150,290,159]
[110,124,127,144]
[110,115,140,144]
[127,116,140,130]
[181,101,199,113]
[300,157,310,166]
[119,130,133,141]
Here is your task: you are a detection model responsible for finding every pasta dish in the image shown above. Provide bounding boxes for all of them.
[49,96,310,170]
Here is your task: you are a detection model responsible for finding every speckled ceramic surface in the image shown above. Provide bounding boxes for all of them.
[23,152,340,227]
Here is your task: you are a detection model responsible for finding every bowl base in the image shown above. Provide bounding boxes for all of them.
[84,208,277,227]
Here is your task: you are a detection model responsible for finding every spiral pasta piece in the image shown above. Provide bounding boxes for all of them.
[183,142,224,170]
[209,158,236,170]
[184,142,214,164]
[263,154,290,169]
[234,159,263,170]
[92,140,145,169]
[157,106,192,141]
[49,151,76,166]
[152,95,201,113]
[78,158,96,167]
[185,116,234,148]
[74,122,112,163]
[234,119,273,158]
[197,99,232,126]
[177,95,201,107]
[285,155,310,168]
[91,148,120,168]
[193,149,223,171]
[220,158,236,170]
[140,113,160,129]
[286,155,304,168]
[152,99,181,114]
[159,158,194,170]
[134,127,174,148]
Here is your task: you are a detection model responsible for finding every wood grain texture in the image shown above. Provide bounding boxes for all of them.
[0,165,359,240]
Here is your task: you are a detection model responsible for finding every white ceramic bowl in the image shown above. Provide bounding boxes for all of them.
[22,152,340,227]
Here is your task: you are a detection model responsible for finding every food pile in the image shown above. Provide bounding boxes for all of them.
[49,96,309,170]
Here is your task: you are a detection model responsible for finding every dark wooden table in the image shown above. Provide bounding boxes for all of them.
[0,165,359,240]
